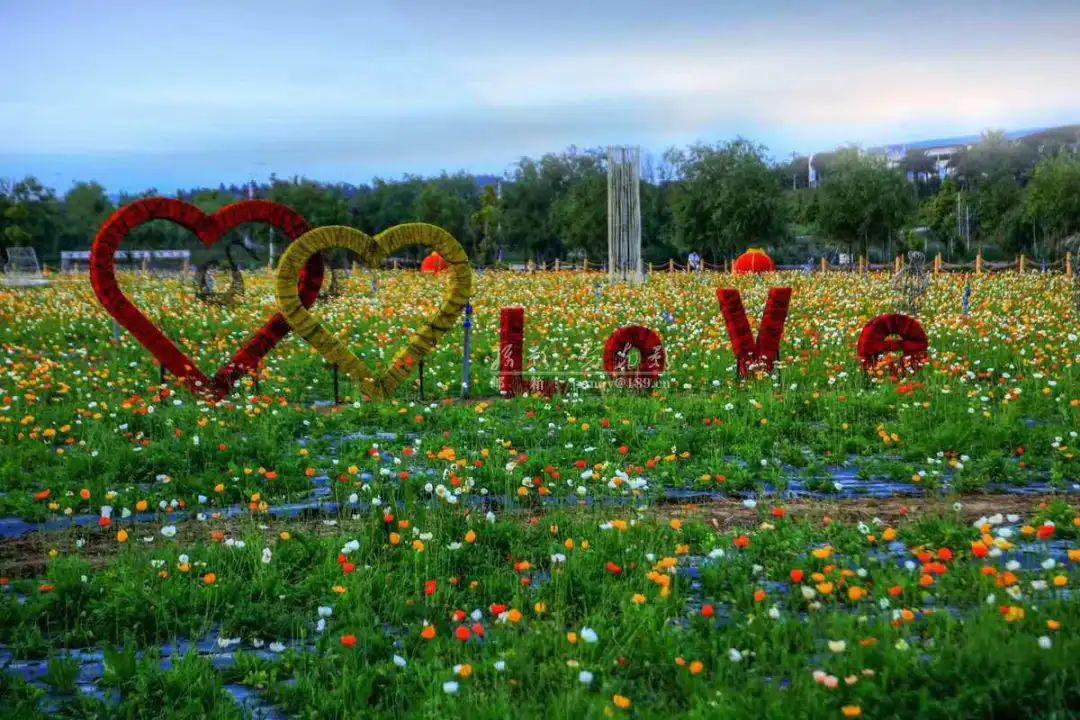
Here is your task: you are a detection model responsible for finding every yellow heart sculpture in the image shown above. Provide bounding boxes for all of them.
[275,224,474,399]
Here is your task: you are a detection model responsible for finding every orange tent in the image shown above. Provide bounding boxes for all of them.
[733,248,775,274]
[420,251,448,273]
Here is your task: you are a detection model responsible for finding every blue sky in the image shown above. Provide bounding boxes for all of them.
[2,0,1079,193]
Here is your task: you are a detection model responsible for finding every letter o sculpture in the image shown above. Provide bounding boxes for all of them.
[857,314,928,377]
[603,326,665,390]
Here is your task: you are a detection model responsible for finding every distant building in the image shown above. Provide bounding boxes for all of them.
[807,124,1077,185]
[870,127,1051,180]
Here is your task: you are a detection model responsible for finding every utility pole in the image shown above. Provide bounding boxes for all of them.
[965,202,971,253]
[959,191,967,259]
[268,227,275,271]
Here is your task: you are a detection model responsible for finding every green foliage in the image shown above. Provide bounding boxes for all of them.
[665,139,786,260]
[814,149,915,256]
[500,148,602,260]
[413,173,481,253]
[59,182,115,252]
[919,178,960,252]
[3,129,1079,267]
[470,185,502,264]
[265,177,351,228]
[0,176,60,258]
[549,156,607,260]
[1026,153,1080,244]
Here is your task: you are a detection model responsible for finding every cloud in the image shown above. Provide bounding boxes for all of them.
[2,1,1079,190]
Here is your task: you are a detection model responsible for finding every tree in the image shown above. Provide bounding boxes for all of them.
[414,178,469,248]
[898,150,941,200]
[549,154,606,260]
[0,177,61,262]
[974,175,1024,248]
[59,182,114,253]
[355,176,425,234]
[1026,153,1080,253]
[777,154,810,190]
[470,185,502,264]
[266,177,350,227]
[814,150,915,258]
[919,178,961,256]
[640,180,677,264]
[898,149,936,177]
[951,130,1036,182]
[665,139,786,261]
[412,173,480,255]
[500,148,604,260]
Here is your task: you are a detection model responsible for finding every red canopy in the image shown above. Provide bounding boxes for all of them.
[733,248,775,274]
[420,251,448,273]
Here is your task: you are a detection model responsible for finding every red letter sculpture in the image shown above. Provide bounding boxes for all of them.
[602,326,666,390]
[857,314,928,377]
[717,287,791,378]
[498,307,565,397]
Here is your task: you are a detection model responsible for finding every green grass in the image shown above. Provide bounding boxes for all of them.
[1,270,1079,717]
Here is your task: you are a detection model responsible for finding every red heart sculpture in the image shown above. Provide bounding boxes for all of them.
[90,198,323,399]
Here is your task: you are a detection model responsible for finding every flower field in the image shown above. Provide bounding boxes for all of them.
[1,270,1079,718]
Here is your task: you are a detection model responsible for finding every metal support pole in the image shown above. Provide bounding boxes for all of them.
[159,364,166,385]
[418,360,425,401]
[461,303,473,399]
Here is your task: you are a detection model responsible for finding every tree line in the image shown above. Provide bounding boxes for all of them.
[3,126,1080,269]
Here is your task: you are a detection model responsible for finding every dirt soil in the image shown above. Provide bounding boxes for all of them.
[655,493,1056,530]
[0,494,1061,579]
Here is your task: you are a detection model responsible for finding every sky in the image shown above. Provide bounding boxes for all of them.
[2,0,1079,194]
